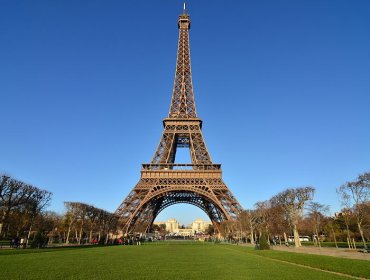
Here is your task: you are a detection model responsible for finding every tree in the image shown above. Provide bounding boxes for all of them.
[41,211,64,245]
[336,187,356,248]
[254,201,272,243]
[271,186,315,247]
[219,221,237,241]
[258,231,270,250]
[64,202,117,245]
[362,203,370,242]
[338,172,370,250]
[64,202,80,244]
[204,224,215,236]
[0,175,34,238]
[86,205,100,243]
[268,202,289,245]
[306,202,329,247]
[24,187,52,245]
[75,203,88,244]
[324,217,340,248]
[238,209,258,244]
[0,175,52,240]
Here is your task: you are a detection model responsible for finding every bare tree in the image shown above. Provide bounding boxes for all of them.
[0,175,34,237]
[0,175,52,241]
[76,203,89,245]
[86,205,100,243]
[272,186,315,247]
[324,217,339,248]
[219,220,237,241]
[338,172,370,250]
[268,201,289,245]
[204,224,215,236]
[64,202,80,244]
[336,187,355,248]
[238,209,258,244]
[254,201,272,243]
[41,211,64,245]
[63,202,117,245]
[306,202,329,248]
[24,187,52,245]
[0,175,11,237]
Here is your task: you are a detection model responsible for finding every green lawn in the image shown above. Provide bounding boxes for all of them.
[0,242,368,280]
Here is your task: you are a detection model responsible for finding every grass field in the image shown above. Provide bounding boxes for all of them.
[0,242,369,280]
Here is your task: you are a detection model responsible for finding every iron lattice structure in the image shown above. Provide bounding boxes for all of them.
[116,11,242,234]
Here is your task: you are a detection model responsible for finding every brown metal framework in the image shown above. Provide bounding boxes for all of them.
[116,10,242,234]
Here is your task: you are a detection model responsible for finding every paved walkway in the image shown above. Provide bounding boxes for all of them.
[271,245,370,261]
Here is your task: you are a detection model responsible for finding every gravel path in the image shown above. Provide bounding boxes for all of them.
[271,245,370,261]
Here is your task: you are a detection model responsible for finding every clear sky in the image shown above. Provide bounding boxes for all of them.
[1,0,370,225]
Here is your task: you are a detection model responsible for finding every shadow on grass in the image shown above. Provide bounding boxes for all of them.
[0,241,212,256]
[0,244,113,256]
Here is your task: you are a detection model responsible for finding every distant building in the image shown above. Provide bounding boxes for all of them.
[152,221,165,227]
[178,228,193,236]
[191,218,212,233]
[166,218,179,233]
[153,218,211,236]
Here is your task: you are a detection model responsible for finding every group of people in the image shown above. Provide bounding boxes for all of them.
[10,237,26,248]
[120,236,143,245]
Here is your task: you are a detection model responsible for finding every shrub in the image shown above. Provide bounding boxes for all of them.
[258,232,270,250]
[30,231,48,248]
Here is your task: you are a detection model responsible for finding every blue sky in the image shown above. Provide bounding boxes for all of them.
[1,0,370,225]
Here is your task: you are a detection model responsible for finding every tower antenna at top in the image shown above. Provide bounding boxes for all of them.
[183,2,186,14]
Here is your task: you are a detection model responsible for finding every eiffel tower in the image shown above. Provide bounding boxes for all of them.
[116,6,242,234]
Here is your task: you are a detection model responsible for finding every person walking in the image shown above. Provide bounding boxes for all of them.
[14,237,19,249]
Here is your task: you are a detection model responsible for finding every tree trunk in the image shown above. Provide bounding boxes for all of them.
[314,225,321,248]
[254,231,258,244]
[357,222,368,250]
[1,208,11,238]
[250,229,254,244]
[347,237,352,249]
[105,231,109,244]
[283,232,288,245]
[330,224,338,248]
[26,224,33,246]
[293,224,301,247]
[344,218,352,249]
[266,226,270,245]
[78,222,84,245]
[66,225,71,244]
[0,210,5,238]
[89,229,93,243]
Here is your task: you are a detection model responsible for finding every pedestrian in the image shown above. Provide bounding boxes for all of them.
[14,237,19,249]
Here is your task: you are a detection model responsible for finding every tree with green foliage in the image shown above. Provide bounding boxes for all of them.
[258,231,270,250]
